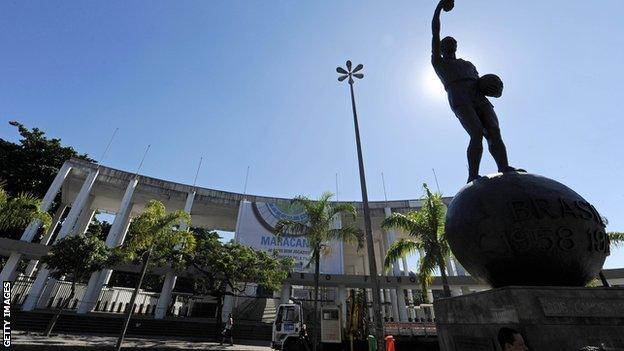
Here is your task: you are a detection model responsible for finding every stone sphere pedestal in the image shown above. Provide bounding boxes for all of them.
[445,172,608,287]
[434,172,622,351]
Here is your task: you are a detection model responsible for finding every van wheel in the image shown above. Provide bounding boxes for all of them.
[282,337,304,351]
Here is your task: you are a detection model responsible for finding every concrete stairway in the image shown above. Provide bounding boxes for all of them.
[261,298,277,323]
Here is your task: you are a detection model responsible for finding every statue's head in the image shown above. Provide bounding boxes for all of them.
[441,36,457,57]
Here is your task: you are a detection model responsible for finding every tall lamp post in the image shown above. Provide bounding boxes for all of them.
[337,60,384,349]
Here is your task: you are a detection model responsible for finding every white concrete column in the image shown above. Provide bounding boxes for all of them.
[22,164,72,242]
[384,207,405,322]
[73,207,96,237]
[22,169,99,311]
[21,270,51,310]
[446,257,457,276]
[80,200,134,314]
[280,282,291,304]
[154,191,195,319]
[0,164,72,283]
[0,254,22,284]
[39,205,67,246]
[402,257,410,275]
[77,178,137,314]
[401,256,415,320]
[378,277,386,320]
[35,200,95,310]
[154,273,177,318]
[22,205,69,279]
[320,213,344,274]
[56,170,100,240]
[338,285,347,329]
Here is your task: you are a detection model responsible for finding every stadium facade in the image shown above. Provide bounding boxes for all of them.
[1,158,622,323]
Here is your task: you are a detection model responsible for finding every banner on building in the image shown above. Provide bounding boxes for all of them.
[234,200,343,273]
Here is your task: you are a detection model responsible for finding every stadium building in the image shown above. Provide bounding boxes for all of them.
[2,158,622,327]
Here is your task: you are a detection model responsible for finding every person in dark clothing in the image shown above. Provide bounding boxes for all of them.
[498,327,528,351]
[299,323,310,351]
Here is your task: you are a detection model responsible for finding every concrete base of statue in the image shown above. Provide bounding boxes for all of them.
[433,286,624,350]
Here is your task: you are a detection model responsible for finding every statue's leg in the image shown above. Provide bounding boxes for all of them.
[454,105,484,182]
[478,102,513,172]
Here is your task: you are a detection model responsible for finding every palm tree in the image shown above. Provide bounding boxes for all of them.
[597,232,624,286]
[0,184,51,233]
[114,200,196,351]
[381,183,451,302]
[275,191,362,351]
[609,232,624,247]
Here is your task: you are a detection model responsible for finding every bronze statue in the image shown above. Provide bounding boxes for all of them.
[431,0,523,183]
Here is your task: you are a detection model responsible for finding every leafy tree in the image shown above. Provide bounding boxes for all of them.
[381,184,451,301]
[0,184,52,235]
[41,234,111,336]
[188,229,293,338]
[114,200,196,351]
[0,121,92,240]
[86,216,112,241]
[275,192,363,351]
[107,271,164,291]
[0,121,92,198]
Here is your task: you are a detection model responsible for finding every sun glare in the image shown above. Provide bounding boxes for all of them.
[424,66,445,98]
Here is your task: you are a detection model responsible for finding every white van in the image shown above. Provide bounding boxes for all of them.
[272,303,302,349]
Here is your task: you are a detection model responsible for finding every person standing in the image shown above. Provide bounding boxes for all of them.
[299,323,310,351]
[221,313,234,346]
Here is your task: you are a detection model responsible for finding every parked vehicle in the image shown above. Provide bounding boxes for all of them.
[272,303,343,350]
[272,303,302,350]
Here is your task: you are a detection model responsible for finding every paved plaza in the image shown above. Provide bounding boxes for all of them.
[13,331,271,351]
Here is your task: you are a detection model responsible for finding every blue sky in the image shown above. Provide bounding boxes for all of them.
[1,1,623,268]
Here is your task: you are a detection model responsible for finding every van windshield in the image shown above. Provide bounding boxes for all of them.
[277,306,299,323]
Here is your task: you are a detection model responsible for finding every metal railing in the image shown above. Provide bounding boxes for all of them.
[11,279,34,305]
[384,321,437,337]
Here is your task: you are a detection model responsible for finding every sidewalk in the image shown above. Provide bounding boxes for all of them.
[13,331,272,351]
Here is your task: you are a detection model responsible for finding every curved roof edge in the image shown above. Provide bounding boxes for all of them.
[66,158,452,210]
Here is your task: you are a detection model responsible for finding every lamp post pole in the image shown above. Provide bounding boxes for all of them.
[337,60,384,350]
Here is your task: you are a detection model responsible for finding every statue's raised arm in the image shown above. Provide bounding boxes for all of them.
[432,0,454,61]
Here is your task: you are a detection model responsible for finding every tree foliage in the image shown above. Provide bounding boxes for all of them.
[0,184,52,236]
[43,234,112,283]
[381,183,451,301]
[274,192,363,269]
[119,200,196,270]
[187,229,293,337]
[41,233,111,336]
[346,288,369,340]
[0,121,92,198]
[609,232,624,248]
[86,216,112,242]
[114,200,196,350]
[189,230,293,295]
[274,191,362,351]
